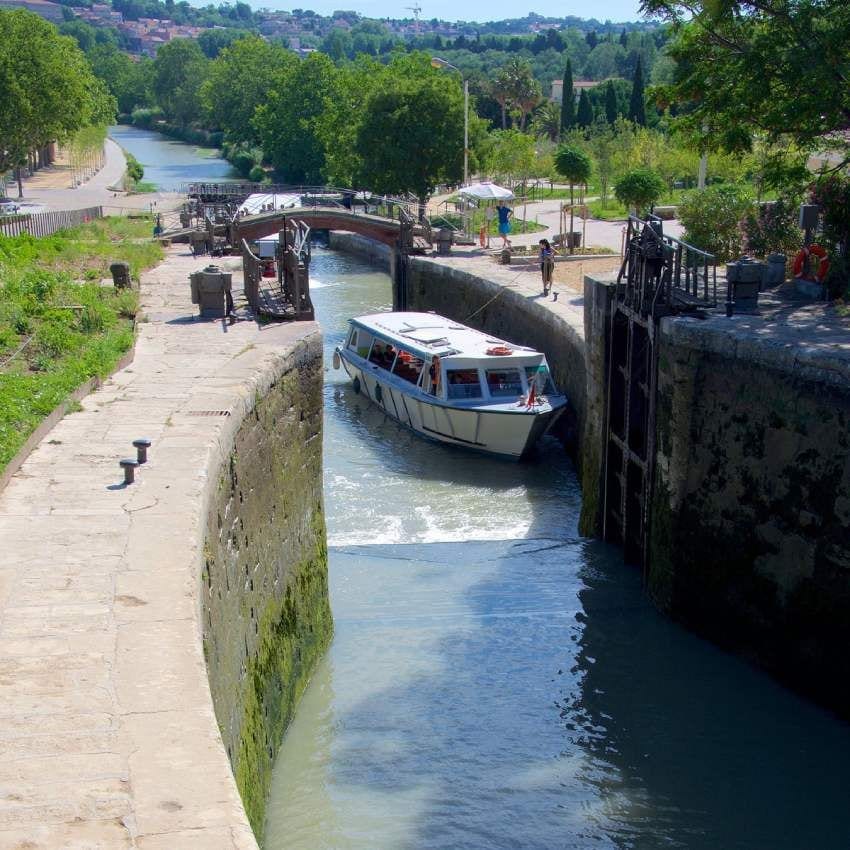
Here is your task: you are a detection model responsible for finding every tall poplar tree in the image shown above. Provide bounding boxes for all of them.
[576,89,594,127]
[628,56,646,125]
[559,58,575,134]
[605,80,618,124]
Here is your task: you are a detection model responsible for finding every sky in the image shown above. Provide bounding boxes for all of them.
[254,1,649,26]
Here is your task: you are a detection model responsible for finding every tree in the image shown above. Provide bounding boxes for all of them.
[0,9,115,194]
[532,102,561,142]
[628,56,646,125]
[152,38,208,125]
[554,144,592,252]
[614,168,665,216]
[355,70,464,204]
[486,129,536,183]
[586,30,598,50]
[88,44,153,115]
[197,28,251,59]
[201,36,296,146]
[559,57,574,134]
[576,89,594,128]
[604,79,618,124]
[644,0,850,168]
[254,52,338,183]
[678,184,754,260]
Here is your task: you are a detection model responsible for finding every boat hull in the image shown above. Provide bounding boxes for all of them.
[338,352,564,460]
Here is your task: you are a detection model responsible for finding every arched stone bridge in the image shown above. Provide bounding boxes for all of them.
[233,205,429,248]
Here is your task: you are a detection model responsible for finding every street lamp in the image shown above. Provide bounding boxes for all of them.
[431,56,469,187]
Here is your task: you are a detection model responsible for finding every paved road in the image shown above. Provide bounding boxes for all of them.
[11,138,181,216]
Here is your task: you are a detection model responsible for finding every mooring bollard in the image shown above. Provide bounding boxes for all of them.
[133,438,152,464]
[120,458,139,485]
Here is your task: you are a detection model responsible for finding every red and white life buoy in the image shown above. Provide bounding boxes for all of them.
[793,244,829,282]
[486,345,513,356]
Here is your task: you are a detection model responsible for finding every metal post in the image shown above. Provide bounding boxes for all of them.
[463,78,469,187]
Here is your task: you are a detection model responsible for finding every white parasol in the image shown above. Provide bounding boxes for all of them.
[458,182,515,201]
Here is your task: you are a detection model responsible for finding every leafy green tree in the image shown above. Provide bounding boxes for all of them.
[254,52,339,183]
[486,129,536,182]
[628,56,646,125]
[532,101,561,142]
[554,143,592,251]
[197,28,252,59]
[0,9,115,194]
[201,36,295,146]
[559,57,574,134]
[614,167,665,216]
[88,44,153,114]
[152,38,209,126]
[604,79,618,124]
[576,89,594,127]
[355,66,464,203]
[321,27,353,61]
[590,121,616,204]
[645,0,850,168]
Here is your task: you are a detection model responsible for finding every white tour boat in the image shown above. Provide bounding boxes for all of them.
[333,312,568,459]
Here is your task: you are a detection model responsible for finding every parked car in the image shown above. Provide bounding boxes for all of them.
[0,200,20,215]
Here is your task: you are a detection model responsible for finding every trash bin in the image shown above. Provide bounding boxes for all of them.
[109,261,132,290]
[764,253,787,287]
[189,264,232,318]
[437,228,453,256]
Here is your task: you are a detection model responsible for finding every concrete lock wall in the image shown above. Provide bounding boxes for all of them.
[649,318,850,714]
[202,333,332,841]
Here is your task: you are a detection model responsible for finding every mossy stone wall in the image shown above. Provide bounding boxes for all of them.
[202,334,332,841]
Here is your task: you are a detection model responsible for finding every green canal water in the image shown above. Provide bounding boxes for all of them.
[115,130,850,849]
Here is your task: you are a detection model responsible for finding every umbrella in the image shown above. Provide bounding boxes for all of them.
[458,182,514,201]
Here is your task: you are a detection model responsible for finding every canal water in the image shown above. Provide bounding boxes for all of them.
[113,131,850,848]
[108,125,237,190]
[263,249,850,849]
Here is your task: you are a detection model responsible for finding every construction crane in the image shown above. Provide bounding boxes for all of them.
[405,4,421,35]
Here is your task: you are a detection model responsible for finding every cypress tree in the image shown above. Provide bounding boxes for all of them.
[619,28,628,47]
[628,56,646,125]
[585,30,598,50]
[576,89,594,127]
[559,58,575,133]
[605,79,618,124]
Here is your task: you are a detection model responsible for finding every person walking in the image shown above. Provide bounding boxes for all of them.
[496,201,512,249]
[539,238,555,295]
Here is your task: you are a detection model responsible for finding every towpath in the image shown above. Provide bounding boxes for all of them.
[0,248,313,848]
[7,138,180,216]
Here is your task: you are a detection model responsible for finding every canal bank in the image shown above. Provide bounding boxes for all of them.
[0,248,329,848]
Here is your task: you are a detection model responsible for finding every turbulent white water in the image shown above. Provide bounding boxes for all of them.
[263,249,850,850]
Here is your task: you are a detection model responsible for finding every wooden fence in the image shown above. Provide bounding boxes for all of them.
[0,206,103,238]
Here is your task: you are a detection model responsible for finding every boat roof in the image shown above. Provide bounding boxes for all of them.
[351,312,540,359]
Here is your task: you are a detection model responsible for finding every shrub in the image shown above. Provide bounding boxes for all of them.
[809,175,850,299]
[130,107,164,128]
[678,184,755,261]
[232,148,259,178]
[614,169,666,217]
[741,194,802,258]
[248,164,267,183]
[125,153,144,186]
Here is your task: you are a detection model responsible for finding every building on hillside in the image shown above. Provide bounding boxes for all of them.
[551,78,603,103]
[0,0,63,22]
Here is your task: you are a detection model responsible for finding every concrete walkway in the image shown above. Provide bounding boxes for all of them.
[0,248,315,848]
[10,138,181,216]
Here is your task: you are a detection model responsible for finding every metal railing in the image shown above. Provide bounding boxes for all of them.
[0,205,103,238]
[618,215,717,316]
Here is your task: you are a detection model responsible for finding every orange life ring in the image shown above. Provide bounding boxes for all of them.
[793,244,829,282]
[486,345,513,356]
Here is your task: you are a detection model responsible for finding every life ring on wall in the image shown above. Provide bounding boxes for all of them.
[792,244,829,282]
[486,345,513,356]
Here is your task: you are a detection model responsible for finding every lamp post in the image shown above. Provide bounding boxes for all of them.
[431,57,468,187]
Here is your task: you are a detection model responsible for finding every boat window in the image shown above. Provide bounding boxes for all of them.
[368,340,397,370]
[486,368,524,398]
[347,327,359,350]
[446,369,482,400]
[391,349,424,385]
[525,365,556,395]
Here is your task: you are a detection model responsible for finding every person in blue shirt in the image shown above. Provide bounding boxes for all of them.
[496,201,512,248]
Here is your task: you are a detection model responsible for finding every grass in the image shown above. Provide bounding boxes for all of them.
[0,216,163,470]
[132,180,158,193]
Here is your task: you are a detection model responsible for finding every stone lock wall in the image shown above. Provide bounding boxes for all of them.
[649,318,850,714]
[202,333,332,840]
